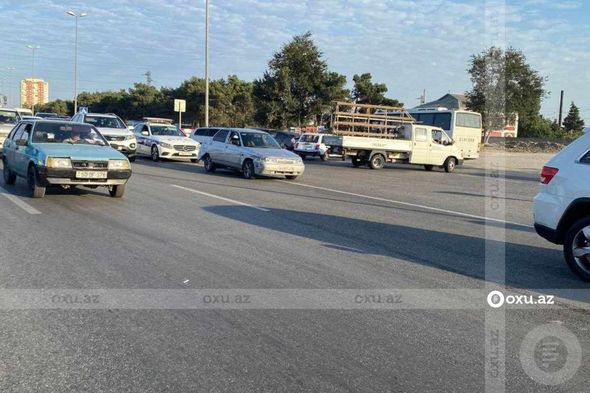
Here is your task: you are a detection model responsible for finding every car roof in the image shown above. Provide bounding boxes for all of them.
[28,119,89,126]
[82,113,118,118]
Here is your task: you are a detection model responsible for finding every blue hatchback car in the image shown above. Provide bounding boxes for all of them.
[2,120,132,198]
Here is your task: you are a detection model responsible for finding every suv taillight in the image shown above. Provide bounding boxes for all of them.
[540,166,559,184]
[315,144,320,149]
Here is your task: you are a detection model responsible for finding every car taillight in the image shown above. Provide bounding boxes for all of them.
[540,166,558,184]
[315,144,320,149]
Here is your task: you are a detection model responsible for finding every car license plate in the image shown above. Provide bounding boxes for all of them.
[179,152,193,156]
[76,171,107,179]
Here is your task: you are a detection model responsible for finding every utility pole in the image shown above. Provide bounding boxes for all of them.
[67,11,87,114]
[558,90,564,128]
[6,67,15,107]
[204,0,209,127]
[27,45,40,112]
[144,71,153,85]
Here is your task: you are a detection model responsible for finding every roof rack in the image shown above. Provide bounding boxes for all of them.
[143,117,173,124]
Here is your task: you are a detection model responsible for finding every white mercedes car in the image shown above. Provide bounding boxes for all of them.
[133,120,200,162]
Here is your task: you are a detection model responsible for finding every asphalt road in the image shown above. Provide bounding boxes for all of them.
[1,154,589,392]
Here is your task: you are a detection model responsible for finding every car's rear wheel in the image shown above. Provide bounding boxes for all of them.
[298,154,307,160]
[564,217,590,281]
[109,184,126,198]
[3,159,16,185]
[285,175,298,180]
[151,145,160,162]
[203,155,216,172]
[242,159,255,179]
[27,166,46,198]
[190,159,199,163]
[128,156,136,163]
[369,154,385,170]
[444,157,457,173]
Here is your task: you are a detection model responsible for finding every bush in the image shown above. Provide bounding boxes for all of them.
[519,115,582,141]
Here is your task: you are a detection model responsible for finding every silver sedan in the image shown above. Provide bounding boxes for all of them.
[198,128,305,179]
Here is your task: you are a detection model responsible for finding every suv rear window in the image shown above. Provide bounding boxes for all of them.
[579,150,590,164]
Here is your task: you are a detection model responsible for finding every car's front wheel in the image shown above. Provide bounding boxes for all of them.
[190,159,199,163]
[564,217,590,281]
[3,159,16,185]
[242,159,255,179]
[444,157,457,173]
[27,166,46,198]
[109,184,126,198]
[285,175,298,180]
[151,145,160,162]
[128,155,136,163]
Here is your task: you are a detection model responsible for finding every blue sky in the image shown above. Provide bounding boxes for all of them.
[0,0,588,121]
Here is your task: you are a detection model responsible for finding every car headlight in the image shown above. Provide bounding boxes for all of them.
[46,157,72,169]
[125,135,136,141]
[108,159,130,170]
[160,142,172,148]
[263,157,279,163]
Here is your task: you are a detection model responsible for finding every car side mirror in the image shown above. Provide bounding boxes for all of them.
[141,131,149,136]
[15,139,28,146]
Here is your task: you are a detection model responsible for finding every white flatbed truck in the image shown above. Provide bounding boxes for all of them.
[329,101,464,172]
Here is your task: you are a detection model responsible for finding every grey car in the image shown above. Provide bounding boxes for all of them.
[198,128,305,180]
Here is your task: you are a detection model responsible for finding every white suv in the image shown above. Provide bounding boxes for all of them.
[71,112,137,161]
[533,132,590,281]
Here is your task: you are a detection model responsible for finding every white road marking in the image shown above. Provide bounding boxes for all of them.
[0,186,42,215]
[172,184,270,212]
[277,181,532,229]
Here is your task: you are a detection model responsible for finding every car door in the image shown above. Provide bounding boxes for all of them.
[13,123,32,176]
[134,124,150,155]
[224,131,243,168]
[409,127,430,164]
[209,129,229,164]
[4,123,24,169]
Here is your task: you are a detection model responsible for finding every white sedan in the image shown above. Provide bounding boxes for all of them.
[133,122,200,162]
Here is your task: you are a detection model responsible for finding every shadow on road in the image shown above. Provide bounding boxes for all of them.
[203,206,589,301]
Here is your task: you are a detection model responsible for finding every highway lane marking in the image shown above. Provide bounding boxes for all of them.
[277,181,532,229]
[172,184,270,212]
[0,186,42,215]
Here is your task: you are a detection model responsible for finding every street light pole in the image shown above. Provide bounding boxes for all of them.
[67,11,87,114]
[27,45,40,112]
[6,67,15,107]
[205,0,209,127]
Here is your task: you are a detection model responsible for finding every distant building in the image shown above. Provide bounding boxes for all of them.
[20,78,49,109]
[412,93,468,111]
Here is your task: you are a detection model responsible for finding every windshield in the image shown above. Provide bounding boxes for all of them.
[151,125,183,136]
[84,116,126,129]
[31,123,107,146]
[0,110,18,125]
[240,132,281,148]
[299,134,319,143]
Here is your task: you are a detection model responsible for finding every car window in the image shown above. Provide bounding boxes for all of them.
[300,134,319,143]
[21,124,32,142]
[228,131,241,146]
[0,110,18,125]
[11,124,26,141]
[84,116,126,129]
[579,150,590,164]
[208,128,219,137]
[415,127,429,142]
[31,123,107,145]
[213,129,229,142]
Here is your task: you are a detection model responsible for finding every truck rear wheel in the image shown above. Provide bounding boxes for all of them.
[369,154,385,170]
[444,157,457,173]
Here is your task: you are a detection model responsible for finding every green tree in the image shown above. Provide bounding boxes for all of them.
[254,32,348,128]
[351,73,402,107]
[36,99,72,116]
[466,47,546,140]
[563,102,585,132]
